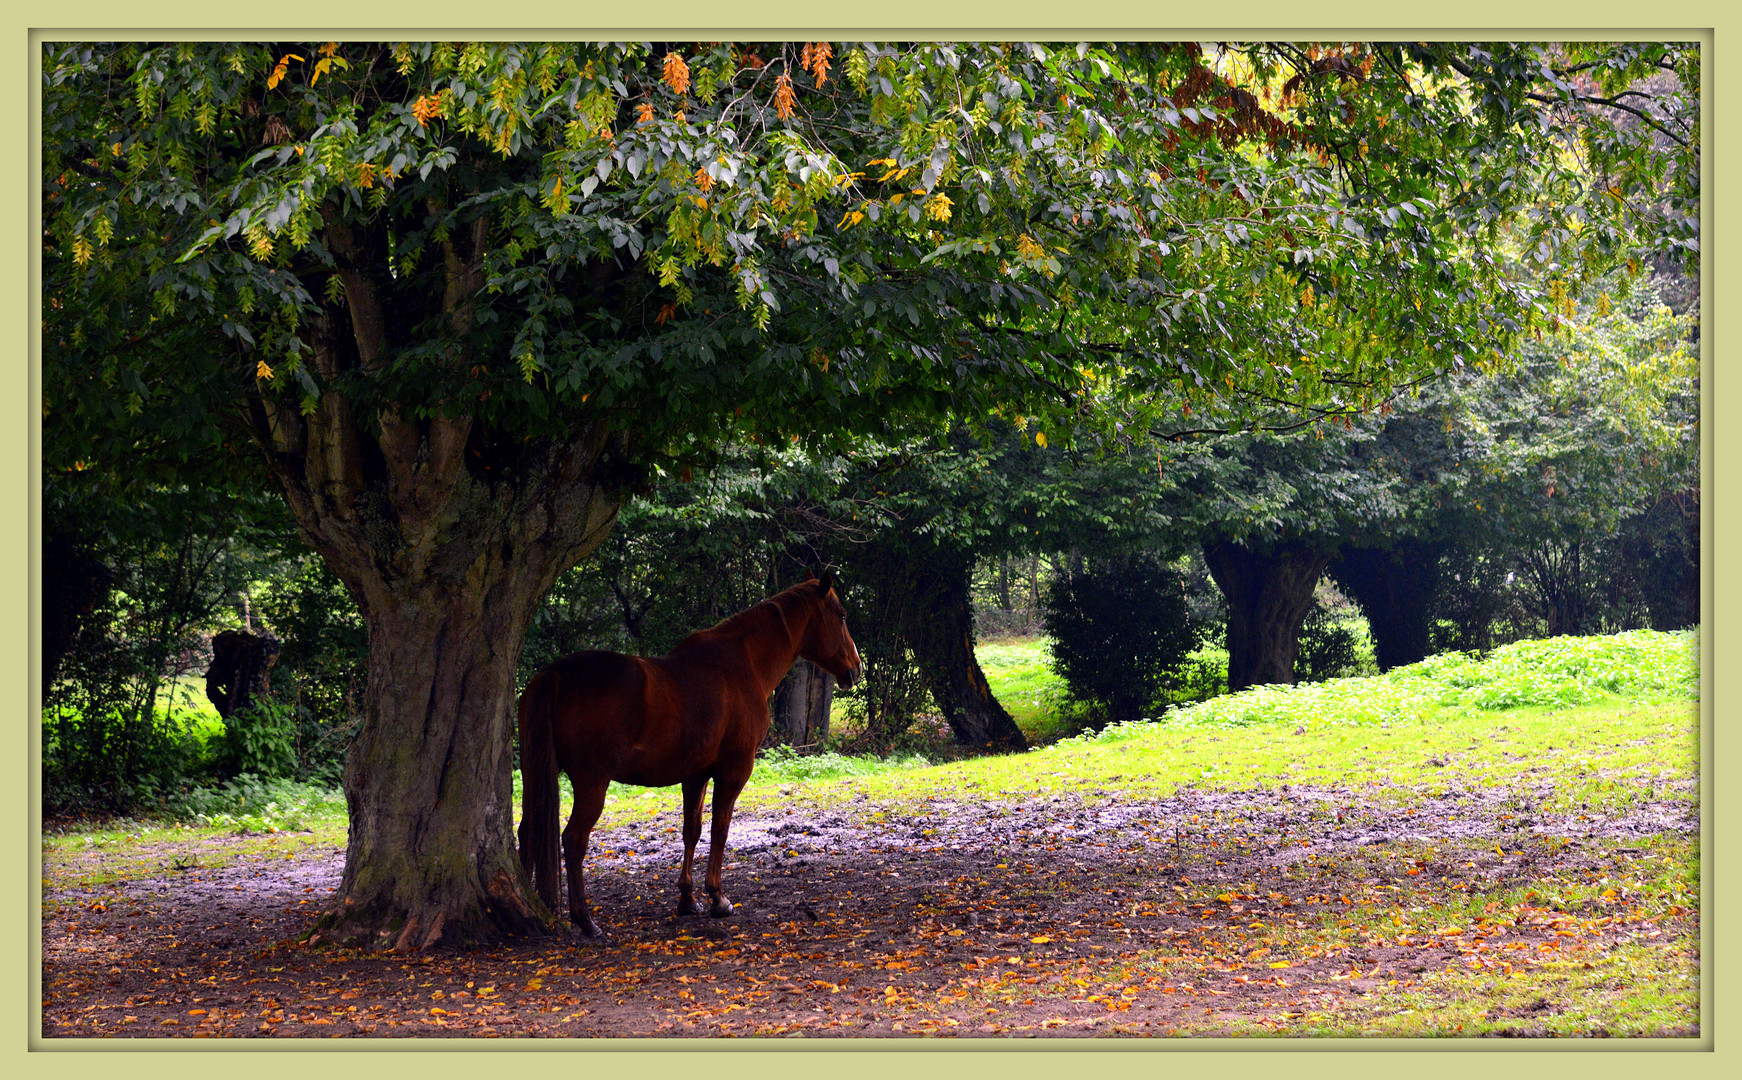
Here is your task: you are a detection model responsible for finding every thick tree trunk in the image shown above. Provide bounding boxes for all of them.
[1328,541,1444,671]
[245,221,628,947]
[258,404,625,948]
[325,577,548,949]
[41,532,112,688]
[768,657,833,749]
[1202,539,1332,693]
[204,630,281,718]
[843,536,1027,752]
[898,545,1028,753]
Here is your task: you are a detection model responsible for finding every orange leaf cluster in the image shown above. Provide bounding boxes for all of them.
[266,53,303,92]
[800,42,833,86]
[662,53,691,96]
[773,73,796,121]
[411,94,444,128]
[636,101,655,125]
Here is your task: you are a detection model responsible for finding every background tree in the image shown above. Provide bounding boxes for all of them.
[43,40,1694,946]
[1428,275,1699,641]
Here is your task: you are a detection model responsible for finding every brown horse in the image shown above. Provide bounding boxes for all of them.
[517,574,862,936]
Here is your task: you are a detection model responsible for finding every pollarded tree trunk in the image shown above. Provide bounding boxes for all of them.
[1328,541,1444,671]
[245,217,627,948]
[1202,539,1333,693]
[257,394,624,949]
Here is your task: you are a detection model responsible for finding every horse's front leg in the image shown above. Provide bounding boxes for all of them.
[563,778,611,938]
[704,773,749,918]
[676,777,708,917]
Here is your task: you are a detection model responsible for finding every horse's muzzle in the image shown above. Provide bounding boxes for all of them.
[836,666,861,690]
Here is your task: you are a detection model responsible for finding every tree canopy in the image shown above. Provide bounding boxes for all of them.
[45,41,1697,466]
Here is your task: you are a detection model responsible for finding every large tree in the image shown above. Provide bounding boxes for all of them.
[42,41,1694,946]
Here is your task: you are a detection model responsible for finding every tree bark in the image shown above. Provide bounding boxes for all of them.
[842,536,1027,752]
[768,657,834,749]
[41,532,112,688]
[1328,541,1444,671]
[245,229,628,947]
[896,544,1028,752]
[1202,539,1333,693]
[259,399,625,948]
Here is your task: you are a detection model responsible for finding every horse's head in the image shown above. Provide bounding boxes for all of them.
[801,572,862,690]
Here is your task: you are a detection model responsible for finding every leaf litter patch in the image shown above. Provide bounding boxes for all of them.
[42,783,1696,1039]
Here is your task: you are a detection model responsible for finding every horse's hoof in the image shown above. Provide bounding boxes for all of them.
[573,915,604,939]
[709,897,735,918]
[677,896,703,917]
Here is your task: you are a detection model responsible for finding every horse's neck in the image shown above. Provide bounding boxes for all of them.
[746,596,809,695]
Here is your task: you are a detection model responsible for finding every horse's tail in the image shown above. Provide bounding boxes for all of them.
[516,669,563,914]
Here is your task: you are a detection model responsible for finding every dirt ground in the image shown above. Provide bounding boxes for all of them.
[40,782,1699,1039]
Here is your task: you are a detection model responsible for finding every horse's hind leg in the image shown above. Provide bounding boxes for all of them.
[562,777,611,938]
[675,777,708,917]
[704,774,749,918]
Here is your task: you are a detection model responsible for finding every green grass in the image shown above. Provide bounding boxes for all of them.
[1140,629,1697,732]
[48,630,1700,890]
[733,700,1696,818]
[976,636,1071,741]
[728,629,1698,816]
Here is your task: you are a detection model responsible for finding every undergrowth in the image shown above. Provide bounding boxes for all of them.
[1082,629,1697,740]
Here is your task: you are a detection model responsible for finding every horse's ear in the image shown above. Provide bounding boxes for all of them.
[816,571,836,597]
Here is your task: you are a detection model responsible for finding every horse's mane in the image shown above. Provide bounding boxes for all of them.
[690,580,820,642]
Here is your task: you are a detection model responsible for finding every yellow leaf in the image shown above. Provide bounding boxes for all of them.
[1268,961,1292,969]
[1030,936,1051,944]
[257,359,274,380]
[412,94,445,127]
[1035,431,1047,447]
[266,53,304,91]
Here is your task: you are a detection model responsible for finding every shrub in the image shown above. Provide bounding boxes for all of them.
[210,700,300,779]
[255,557,367,783]
[1043,553,1202,728]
